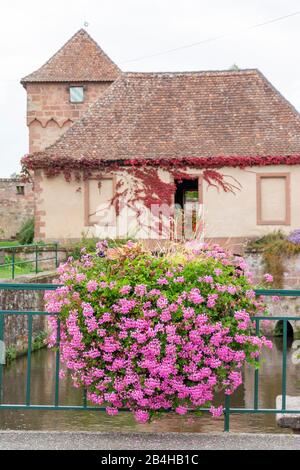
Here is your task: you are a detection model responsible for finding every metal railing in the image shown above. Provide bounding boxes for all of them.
[0,284,299,432]
[0,244,59,279]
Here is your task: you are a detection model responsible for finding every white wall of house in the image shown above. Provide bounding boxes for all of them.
[35,164,300,247]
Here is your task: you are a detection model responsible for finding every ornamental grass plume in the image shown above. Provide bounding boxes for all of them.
[45,241,272,423]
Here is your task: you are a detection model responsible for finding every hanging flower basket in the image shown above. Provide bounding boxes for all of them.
[45,241,272,423]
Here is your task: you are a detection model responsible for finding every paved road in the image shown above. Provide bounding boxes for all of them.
[0,431,299,450]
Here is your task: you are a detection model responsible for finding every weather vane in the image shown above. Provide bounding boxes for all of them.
[84,21,90,28]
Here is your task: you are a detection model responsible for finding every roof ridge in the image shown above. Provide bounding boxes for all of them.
[122,69,260,77]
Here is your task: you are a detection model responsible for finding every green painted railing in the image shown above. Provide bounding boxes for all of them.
[0,284,299,432]
[0,243,59,279]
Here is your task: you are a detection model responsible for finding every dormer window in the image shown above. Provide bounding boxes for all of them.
[69,86,84,103]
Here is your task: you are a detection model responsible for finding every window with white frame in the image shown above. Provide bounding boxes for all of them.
[69,86,84,103]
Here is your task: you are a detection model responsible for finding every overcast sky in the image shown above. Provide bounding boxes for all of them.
[1,0,300,177]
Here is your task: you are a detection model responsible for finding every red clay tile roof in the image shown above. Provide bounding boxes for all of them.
[21,29,120,84]
[25,69,300,166]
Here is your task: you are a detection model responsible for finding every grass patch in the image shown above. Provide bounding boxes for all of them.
[0,257,35,279]
[0,241,19,248]
[0,241,54,279]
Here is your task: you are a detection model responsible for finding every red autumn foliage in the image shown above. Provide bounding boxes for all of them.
[21,153,298,223]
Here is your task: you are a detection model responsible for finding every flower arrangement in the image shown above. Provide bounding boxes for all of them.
[45,241,272,423]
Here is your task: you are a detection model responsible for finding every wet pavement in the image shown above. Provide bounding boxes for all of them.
[0,431,299,450]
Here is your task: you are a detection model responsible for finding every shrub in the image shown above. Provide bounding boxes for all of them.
[69,236,135,260]
[69,237,99,260]
[6,345,17,363]
[17,218,34,245]
[247,230,300,287]
[45,241,272,423]
[32,330,48,351]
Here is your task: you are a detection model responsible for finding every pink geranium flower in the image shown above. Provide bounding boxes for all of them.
[264,273,273,283]
[46,240,271,424]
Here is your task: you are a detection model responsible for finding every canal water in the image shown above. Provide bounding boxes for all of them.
[0,338,299,433]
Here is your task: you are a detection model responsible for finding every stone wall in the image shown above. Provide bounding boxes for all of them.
[0,271,58,355]
[0,179,34,239]
[26,82,112,153]
[245,252,300,289]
